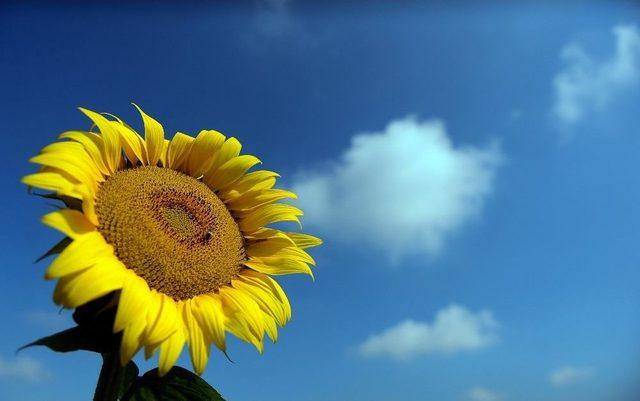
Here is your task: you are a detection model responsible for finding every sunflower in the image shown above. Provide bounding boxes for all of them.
[22,105,320,376]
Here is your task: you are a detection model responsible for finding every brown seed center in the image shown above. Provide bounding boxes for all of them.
[95,166,245,300]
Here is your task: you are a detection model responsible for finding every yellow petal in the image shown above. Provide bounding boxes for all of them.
[247,244,315,266]
[145,293,179,347]
[226,189,297,212]
[181,301,210,376]
[81,193,99,226]
[77,108,121,174]
[284,232,323,249]
[193,295,226,352]
[110,121,146,165]
[52,274,74,306]
[144,343,160,360]
[40,139,104,180]
[187,130,225,177]
[30,152,101,193]
[54,259,126,308]
[244,228,295,245]
[240,270,291,321]
[218,170,279,200]
[238,204,303,233]
[46,232,113,279]
[244,257,314,278]
[21,171,82,199]
[158,326,186,377]
[232,279,286,326]
[207,137,241,173]
[159,139,169,167]
[166,132,194,171]
[262,314,278,342]
[133,104,164,166]
[41,209,95,239]
[143,292,161,348]
[246,237,295,253]
[219,287,265,352]
[120,317,146,365]
[58,131,110,175]
[204,155,261,191]
[222,311,263,353]
[114,271,150,333]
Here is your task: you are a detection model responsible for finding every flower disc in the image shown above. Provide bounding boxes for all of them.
[96,166,245,300]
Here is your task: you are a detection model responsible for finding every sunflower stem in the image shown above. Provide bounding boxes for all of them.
[93,351,125,401]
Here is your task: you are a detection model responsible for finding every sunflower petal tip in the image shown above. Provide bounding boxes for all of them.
[77,107,95,117]
[131,103,145,116]
[131,102,145,115]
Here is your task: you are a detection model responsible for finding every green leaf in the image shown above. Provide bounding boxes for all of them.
[72,294,117,328]
[19,324,119,354]
[35,237,71,262]
[33,192,83,210]
[127,367,225,401]
[93,353,140,401]
[18,294,120,355]
[18,326,108,353]
[118,361,140,400]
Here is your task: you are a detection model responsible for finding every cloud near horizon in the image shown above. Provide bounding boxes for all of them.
[0,356,50,382]
[356,304,499,361]
[293,116,503,261]
[552,24,640,125]
[549,366,595,387]
[465,387,505,401]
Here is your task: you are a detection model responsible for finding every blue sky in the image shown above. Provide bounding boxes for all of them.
[1,2,640,401]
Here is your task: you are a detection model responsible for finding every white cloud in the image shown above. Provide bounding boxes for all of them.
[508,109,523,122]
[0,356,50,382]
[465,387,504,401]
[552,24,640,125]
[356,304,499,360]
[550,366,594,387]
[253,0,297,39]
[293,116,503,261]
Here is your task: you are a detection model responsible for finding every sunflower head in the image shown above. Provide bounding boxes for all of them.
[22,105,321,375]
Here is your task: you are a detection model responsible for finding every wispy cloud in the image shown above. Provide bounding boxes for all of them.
[464,387,505,401]
[0,356,50,382]
[552,24,640,126]
[549,365,594,387]
[508,109,523,123]
[293,116,503,261]
[253,0,298,40]
[25,310,70,331]
[356,304,499,361]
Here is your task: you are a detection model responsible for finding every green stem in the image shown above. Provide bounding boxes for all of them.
[93,352,125,401]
